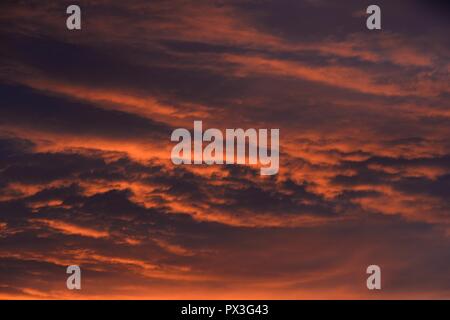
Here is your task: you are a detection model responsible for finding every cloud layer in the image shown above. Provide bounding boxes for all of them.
[0,0,449,299]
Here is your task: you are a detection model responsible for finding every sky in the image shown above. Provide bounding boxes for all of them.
[0,0,449,299]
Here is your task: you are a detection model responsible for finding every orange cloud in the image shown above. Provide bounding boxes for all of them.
[224,54,444,97]
[32,219,110,239]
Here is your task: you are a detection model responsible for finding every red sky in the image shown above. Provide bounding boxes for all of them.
[0,0,449,299]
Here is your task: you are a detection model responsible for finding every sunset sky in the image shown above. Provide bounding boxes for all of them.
[0,0,449,299]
